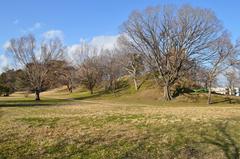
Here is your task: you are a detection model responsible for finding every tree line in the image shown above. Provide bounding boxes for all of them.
[1,4,240,104]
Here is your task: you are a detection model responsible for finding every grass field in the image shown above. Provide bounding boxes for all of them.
[1,88,240,159]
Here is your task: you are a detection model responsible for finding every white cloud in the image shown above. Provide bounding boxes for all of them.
[21,22,42,33]
[0,54,9,72]
[43,30,64,40]
[3,41,11,50]
[90,35,120,50]
[67,34,120,63]
[67,44,82,62]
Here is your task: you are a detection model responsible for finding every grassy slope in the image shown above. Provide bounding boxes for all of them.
[0,86,240,158]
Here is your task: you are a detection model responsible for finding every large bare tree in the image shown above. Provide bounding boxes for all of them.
[7,34,64,100]
[121,5,223,100]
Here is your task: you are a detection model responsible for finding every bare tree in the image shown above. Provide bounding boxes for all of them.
[0,69,17,96]
[7,34,64,100]
[73,42,103,94]
[100,49,123,92]
[60,65,76,93]
[225,68,239,95]
[48,60,76,93]
[116,40,146,91]
[79,57,102,94]
[205,34,234,104]
[121,5,223,100]
[123,53,145,90]
[194,67,209,89]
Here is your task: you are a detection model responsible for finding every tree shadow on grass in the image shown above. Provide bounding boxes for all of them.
[200,122,240,159]
[72,88,131,101]
[0,98,69,107]
[73,91,105,101]
[172,87,194,98]
[211,97,240,104]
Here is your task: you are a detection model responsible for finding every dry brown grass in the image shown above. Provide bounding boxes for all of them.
[1,99,240,158]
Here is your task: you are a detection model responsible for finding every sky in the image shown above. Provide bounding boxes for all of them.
[0,0,240,72]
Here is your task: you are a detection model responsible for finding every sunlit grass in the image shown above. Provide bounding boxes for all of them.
[0,88,240,158]
[1,100,240,158]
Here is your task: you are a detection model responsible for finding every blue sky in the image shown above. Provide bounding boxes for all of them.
[0,0,240,71]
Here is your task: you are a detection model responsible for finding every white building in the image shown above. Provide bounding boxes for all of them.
[212,87,240,96]
[212,87,228,95]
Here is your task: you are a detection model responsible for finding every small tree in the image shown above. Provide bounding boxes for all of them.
[205,34,234,104]
[60,65,76,93]
[116,41,145,91]
[7,34,64,100]
[48,60,76,93]
[73,42,103,94]
[79,57,102,94]
[0,69,17,96]
[123,53,145,90]
[99,49,123,92]
[225,68,239,95]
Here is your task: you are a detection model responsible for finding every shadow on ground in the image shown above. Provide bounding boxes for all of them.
[73,92,103,101]
[211,97,240,104]
[0,99,70,107]
[200,122,240,159]
[0,90,109,107]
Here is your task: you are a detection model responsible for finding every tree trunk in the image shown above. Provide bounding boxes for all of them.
[207,82,212,105]
[69,87,73,93]
[67,82,73,93]
[90,88,93,94]
[163,85,172,101]
[133,78,139,91]
[35,88,40,101]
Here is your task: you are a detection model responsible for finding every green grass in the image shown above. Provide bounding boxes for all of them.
[1,103,240,158]
[17,117,60,128]
[0,88,240,158]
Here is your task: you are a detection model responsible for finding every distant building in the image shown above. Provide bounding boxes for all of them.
[234,88,240,96]
[212,87,240,96]
[212,87,228,95]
